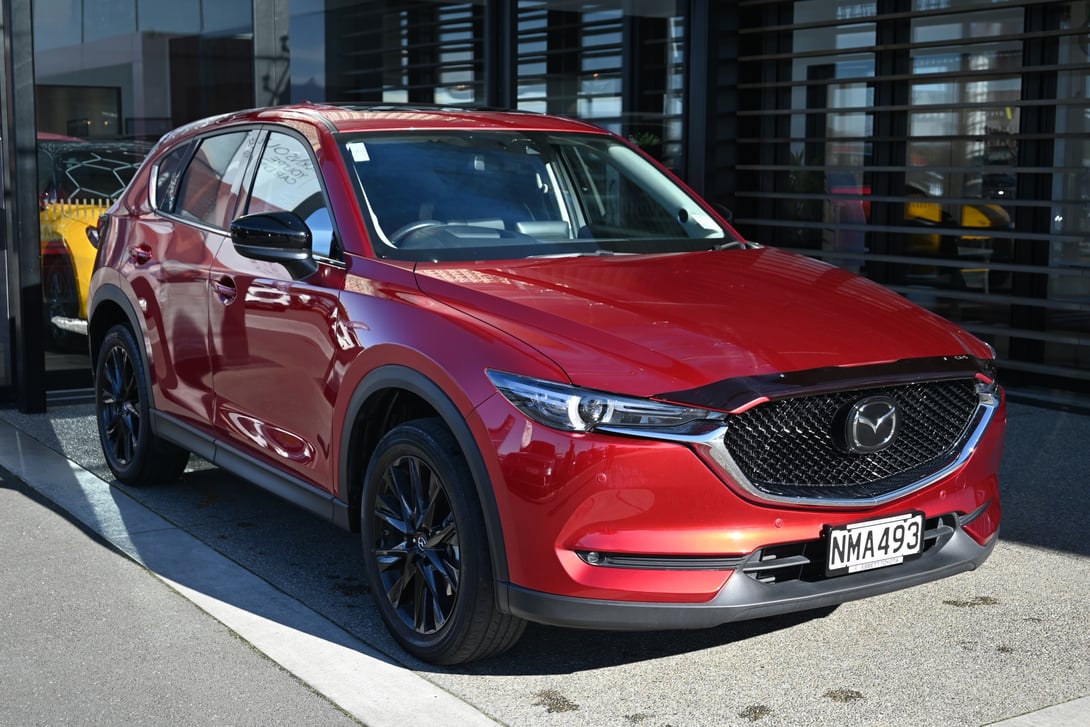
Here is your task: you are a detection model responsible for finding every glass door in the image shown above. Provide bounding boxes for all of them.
[32,0,254,389]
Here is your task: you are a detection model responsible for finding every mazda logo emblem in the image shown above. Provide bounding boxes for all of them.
[844,396,899,454]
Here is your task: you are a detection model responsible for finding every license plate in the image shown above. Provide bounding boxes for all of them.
[825,512,924,576]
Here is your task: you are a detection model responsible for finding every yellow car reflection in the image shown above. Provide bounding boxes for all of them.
[38,140,150,350]
[904,183,1013,292]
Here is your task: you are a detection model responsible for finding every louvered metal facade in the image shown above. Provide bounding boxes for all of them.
[4,0,1089,408]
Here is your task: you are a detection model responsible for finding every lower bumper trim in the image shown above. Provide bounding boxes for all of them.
[499,526,997,631]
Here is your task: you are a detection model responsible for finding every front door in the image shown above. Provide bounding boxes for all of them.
[208,130,344,493]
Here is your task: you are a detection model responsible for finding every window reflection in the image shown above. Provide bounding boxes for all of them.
[33,0,254,378]
[791,3,876,260]
[303,1,485,104]
[289,1,685,168]
[516,1,685,169]
[893,7,1024,347]
[1048,2,1090,376]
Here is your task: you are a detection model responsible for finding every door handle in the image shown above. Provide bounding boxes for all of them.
[213,276,238,305]
[128,244,152,265]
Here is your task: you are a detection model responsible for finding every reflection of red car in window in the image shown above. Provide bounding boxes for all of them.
[89,105,1004,665]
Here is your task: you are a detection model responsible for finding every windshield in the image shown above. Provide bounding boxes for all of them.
[343,131,736,261]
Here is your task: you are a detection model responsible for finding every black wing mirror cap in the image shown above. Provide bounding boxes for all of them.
[230,211,319,279]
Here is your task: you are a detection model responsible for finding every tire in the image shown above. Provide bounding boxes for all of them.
[95,324,189,485]
[361,418,525,665]
[42,257,83,352]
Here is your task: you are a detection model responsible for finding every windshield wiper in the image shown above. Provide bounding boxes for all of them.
[527,248,624,259]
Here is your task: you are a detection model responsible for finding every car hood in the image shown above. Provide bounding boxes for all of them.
[414,247,992,406]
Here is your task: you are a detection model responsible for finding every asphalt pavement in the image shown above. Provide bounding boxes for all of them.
[0,398,1087,726]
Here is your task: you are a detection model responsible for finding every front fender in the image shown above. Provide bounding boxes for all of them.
[338,364,511,583]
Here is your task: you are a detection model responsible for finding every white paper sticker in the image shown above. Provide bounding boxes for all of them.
[348,141,370,162]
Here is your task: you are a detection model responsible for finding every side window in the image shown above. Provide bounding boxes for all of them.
[153,143,191,214]
[248,131,335,258]
[173,131,257,229]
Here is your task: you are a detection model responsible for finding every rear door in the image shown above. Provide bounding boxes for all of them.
[139,129,259,426]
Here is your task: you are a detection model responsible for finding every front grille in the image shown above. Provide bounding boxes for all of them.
[722,379,980,501]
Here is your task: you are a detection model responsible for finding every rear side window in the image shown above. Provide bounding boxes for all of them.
[171,131,257,229]
[153,143,191,214]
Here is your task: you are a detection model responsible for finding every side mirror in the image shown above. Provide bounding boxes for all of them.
[87,213,111,249]
[230,211,318,279]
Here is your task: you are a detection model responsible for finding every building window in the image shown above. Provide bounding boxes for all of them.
[31,0,254,384]
[311,1,486,104]
[516,1,685,169]
[736,0,1090,400]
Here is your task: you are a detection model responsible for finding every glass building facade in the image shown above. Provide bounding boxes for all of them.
[1,0,1088,410]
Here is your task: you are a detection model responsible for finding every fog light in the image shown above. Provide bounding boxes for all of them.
[584,551,602,565]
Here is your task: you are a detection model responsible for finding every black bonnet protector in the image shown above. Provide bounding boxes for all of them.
[656,355,994,413]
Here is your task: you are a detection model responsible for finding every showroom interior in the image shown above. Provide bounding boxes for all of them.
[1,0,1088,412]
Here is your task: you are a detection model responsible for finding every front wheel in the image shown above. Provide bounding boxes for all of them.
[95,324,189,485]
[360,418,525,664]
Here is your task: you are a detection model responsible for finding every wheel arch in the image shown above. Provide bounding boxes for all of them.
[339,364,510,583]
[88,283,148,380]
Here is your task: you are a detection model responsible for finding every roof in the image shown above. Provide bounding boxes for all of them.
[165,102,610,141]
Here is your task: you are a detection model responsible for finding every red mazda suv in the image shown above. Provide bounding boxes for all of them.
[88,103,1004,665]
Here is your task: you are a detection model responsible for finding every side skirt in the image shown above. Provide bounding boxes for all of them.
[151,410,352,530]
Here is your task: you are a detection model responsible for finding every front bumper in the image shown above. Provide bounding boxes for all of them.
[500,518,997,630]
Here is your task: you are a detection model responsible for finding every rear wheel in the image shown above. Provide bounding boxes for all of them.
[95,324,189,485]
[361,418,525,664]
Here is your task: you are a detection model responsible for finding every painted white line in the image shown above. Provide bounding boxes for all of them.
[0,420,500,727]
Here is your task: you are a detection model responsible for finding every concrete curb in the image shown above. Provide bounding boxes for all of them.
[983,696,1090,726]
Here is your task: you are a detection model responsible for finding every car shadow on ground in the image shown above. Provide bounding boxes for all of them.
[995,403,1090,559]
[454,607,841,676]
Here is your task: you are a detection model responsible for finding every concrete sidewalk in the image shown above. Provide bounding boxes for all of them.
[0,471,364,727]
[0,400,1087,726]
[0,417,499,727]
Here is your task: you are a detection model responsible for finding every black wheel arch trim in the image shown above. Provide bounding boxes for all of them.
[339,364,510,584]
[89,283,146,369]
[88,282,159,417]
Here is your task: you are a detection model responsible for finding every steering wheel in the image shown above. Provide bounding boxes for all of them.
[389,220,444,244]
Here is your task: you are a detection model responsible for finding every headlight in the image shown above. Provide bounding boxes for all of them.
[487,370,725,439]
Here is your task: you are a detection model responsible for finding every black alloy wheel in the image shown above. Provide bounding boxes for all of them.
[361,418,524,665]
[95,324,188,485]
